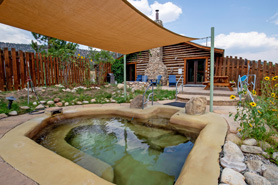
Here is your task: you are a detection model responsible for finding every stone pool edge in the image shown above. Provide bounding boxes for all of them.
[0,105,227,185]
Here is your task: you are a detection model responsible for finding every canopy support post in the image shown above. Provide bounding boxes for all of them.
[124,54,127,100]
[210,27,215,112]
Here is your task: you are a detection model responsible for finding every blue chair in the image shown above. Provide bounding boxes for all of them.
[136,75,142,81]
[151,75,162,86]
[169,75,176,87]
[142,75,148,82]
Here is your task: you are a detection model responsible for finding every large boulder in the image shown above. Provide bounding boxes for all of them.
[185,97,206,115]
[130,95,146,109]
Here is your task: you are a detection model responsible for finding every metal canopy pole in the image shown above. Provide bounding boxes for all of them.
[210,27,215,112]
[124,54,127,100]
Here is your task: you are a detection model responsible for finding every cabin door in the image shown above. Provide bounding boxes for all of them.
[186,59,205,84]
[126,63,136,81]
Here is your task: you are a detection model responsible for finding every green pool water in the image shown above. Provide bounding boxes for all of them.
[37,117,194,185]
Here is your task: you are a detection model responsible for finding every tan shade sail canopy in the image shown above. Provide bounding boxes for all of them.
[0,0,195,54]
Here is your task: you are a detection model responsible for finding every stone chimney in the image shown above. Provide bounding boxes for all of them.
[144,10,168,85]
[154,10,163,26]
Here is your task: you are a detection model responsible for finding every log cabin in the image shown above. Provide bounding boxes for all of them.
[126,10,224,85]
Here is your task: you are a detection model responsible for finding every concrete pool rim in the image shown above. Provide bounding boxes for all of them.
[0,105,228,185]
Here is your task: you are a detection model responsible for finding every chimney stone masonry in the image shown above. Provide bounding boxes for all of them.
[144,10,168,85]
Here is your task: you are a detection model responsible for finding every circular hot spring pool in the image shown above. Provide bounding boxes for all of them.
[32,116,195,185]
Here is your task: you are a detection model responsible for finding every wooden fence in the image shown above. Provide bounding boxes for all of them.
[95,62,112,83]
[215,56,278,92]
[0,48,90,91]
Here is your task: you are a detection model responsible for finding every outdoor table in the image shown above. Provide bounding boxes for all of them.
[203,76,234,91]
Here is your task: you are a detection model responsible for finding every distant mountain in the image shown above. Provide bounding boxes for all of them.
[0,42,91,57]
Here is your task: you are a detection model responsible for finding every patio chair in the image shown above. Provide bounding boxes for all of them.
[169,75,176,87]
[151,75,162,86]
[142,75,148,82]
[136,75,142,81]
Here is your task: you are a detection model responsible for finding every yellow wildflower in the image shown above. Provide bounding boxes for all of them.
[271,93,276,98]
[243,90,247,95]
[78,54,80,56]
[249,102,257,107]
[275,84,278,88]
[257,110,262,114]
[81,56,84,59]
[249,123,253,127]
[238,129,242,132]
[272,76,277,81]
[230,95,236,100]
[270,100,274,105]
[264,76,270,81]
[252,90,256,95]
[272,109,277,112]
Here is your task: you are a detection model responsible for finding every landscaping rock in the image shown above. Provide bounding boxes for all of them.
[45,107,63,116]
[82,101,89,104]
[117,84,124,89]
[258,141,271,151]
[8,111,17,116]
[104,84,111,88]
[55,102,63,107]
[243,138,257,146]
[71,89,76,93]
[130,95,146,109]
[246,160,265,174]
[20,106,30,110]
[90,99,96,103]
[226,133,241,145]
[220,141,246,172]
[29,95,34,98]
[0,113,7,120]
[185,97,206,115]
[241,145,263,154]
[41,89,46,92]
[76,101,82,105]
[111,99,116,103]
[263,164,278,185]
[262,152,270,159]
[33,102,37,106]
[47,101,54,105]
[272,152,278,160]
[54,98,60,103]
[244,172,271,185]
[64,102,69,106]
[35,104,44,109]
[221,168,246,185]
[40,101,46,104]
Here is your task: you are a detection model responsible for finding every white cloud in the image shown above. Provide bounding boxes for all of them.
[201,32,278,63]
[0,23,33,44]
[268,12,278,25]
[128,0,182,23]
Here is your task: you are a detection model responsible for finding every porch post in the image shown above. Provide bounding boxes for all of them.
[210,27,215,112]
[124,54,127,100]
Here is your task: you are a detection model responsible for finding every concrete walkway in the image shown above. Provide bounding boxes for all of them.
[0,101,237,185]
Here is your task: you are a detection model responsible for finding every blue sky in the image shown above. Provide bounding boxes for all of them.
[0,0,277,62]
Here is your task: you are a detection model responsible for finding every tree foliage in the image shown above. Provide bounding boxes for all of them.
[112,57,124,83]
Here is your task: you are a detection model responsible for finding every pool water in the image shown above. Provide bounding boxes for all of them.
[38,117,194,185]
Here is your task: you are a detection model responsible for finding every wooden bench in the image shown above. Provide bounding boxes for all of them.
[202,76,235,91]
